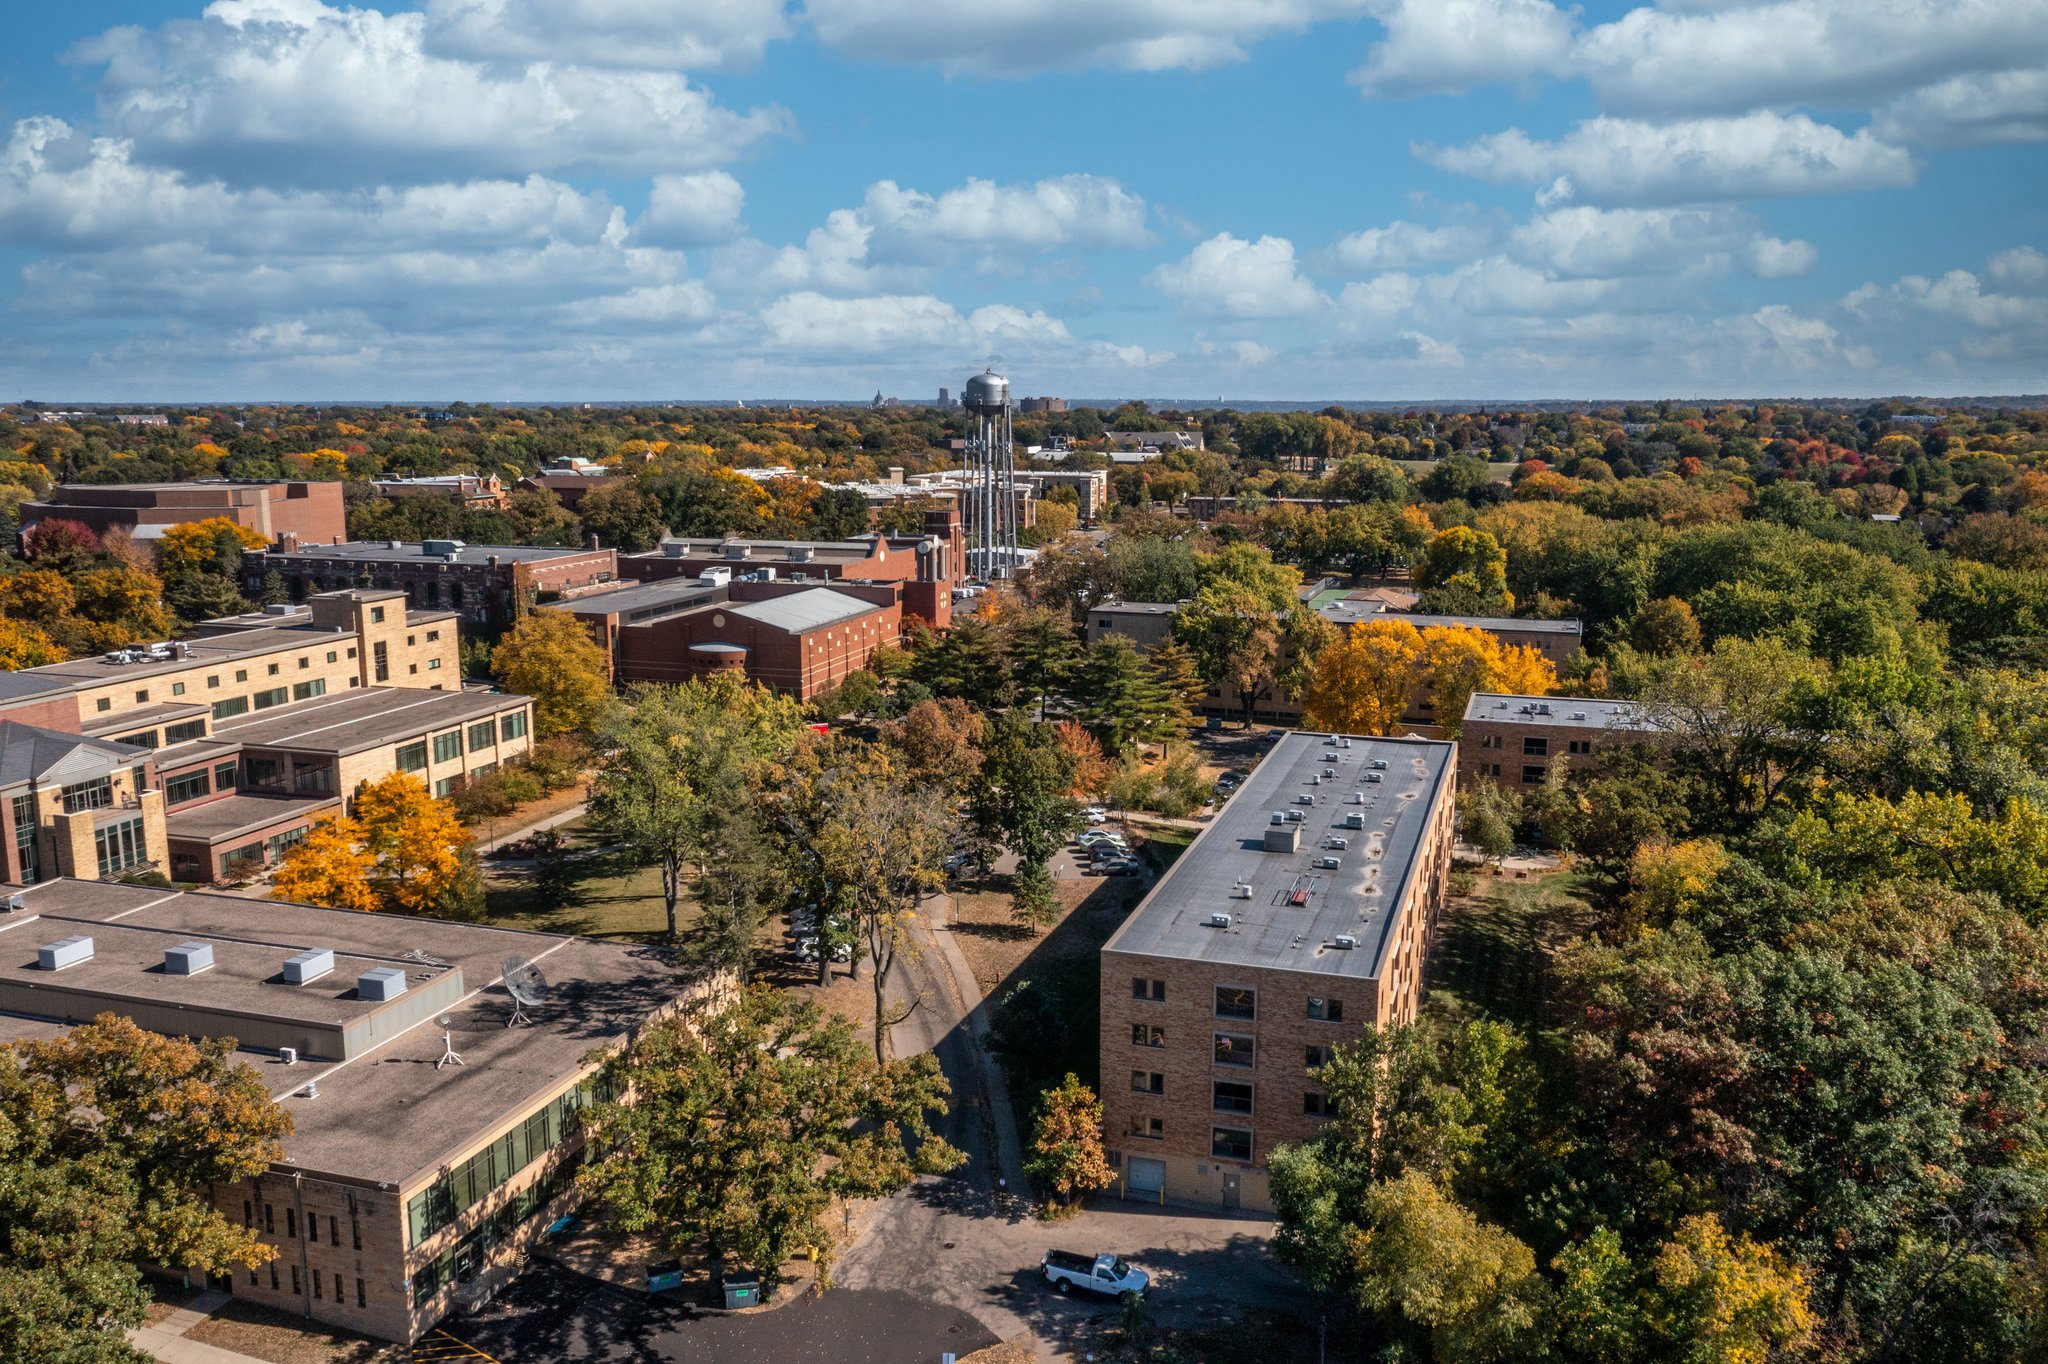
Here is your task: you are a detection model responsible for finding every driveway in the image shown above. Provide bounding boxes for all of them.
[439,1264,996,1363]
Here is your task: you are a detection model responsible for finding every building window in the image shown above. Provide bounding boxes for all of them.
[298,657,310,670]
[373,641,389,682]
[264,1203,274,1233]
[165,720,207,744]
[306,1213,318,1242]
[95,698,111,713]
[468,721,495,751]
[1479,733,1503,749]
[331,1218,339,1247]
[235,670,248,682]
[1521,765,1547,785]
[246,757,286,790]
[1214,986,1256,1020]
[1212,1080,1254,1115]
[1568,739,1591,755]
[428,658,443,670]
[270,1264,279,1291]
[1214,1033,1255,1068]
[396,742,428,773]
[285,1208,297,1239]
[433,777,456,798]
[61,777,114,814]
[405,1075,610,1247]
[292,679,326,701]
[290,1265,301,1296]
[135,690,149,703]
[253,687,289,709]
[327,650,338,663]
[1130,1070,1164,1095]
[1305,1044,1333,1070]
[409,663,419,675]
[357,1278,366,1308]
[1211,1127,1253,1162]
[1522,736,1548,757]
[212,697,250,720]
[215,760,240,789]
[1131,976,1166,1002]
[265,827,309,863]
[1304,1092,1333,1117]
[112,731,157,750]
[244,1199,253,1228]
[371,606,385,624]
[1126,1116,1164,1140]
[1130,1024,1164,1048]
[433,731,463,763]
[207,675,220,689]
[500,711,528,742]
[267,663,280,676]
[292,764,335,796]
[172,682,186,697]
[12,796,39,886]
[163,771,211,806]
[427,630,440,641]
[1307,997,1344,1022]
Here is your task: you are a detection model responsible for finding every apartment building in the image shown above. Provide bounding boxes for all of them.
[1459,692,1655,788]
[1099,732,1457,1212]
[244,539,619,628]
[0,590,532,885]
[20,480,346,546]
[0,878,714,1343]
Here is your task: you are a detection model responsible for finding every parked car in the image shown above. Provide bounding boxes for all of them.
[1079,830,1128,850]
[1042,1251,1149,1298]
[1215,771,1245,793]
[795,936,853,964]
[1102,858,1144,876]
[1080,804,1108,822]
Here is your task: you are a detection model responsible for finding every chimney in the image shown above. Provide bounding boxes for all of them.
[888,467,905,485]
[488,554,501,570]
[277,531,299,554]
[587,533,600,550]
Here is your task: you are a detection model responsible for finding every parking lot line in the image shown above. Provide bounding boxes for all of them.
[412,1328,501,1362]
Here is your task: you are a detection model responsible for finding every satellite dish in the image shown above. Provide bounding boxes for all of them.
[501,957,549,1028]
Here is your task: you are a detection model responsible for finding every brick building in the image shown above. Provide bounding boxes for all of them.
[0,590,532,885]
[1459,692,1654,788]
[21,480,346,547]
[515,469,614,510]
[244,539,619,628]
[369,474,508,510]
[0,878,714,1344]
[546,577,728,680]
[1085,601,1182,651]
[1099,732,1457,1211]
[613,583,902,701]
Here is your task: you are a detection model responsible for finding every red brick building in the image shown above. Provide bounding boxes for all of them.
[613,584,901,701]
[22,480,346,547]
[243,539,619,628]
[1458,692,1655,788]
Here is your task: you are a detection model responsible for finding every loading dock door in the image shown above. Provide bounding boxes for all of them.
[1127,1157,1166,1198]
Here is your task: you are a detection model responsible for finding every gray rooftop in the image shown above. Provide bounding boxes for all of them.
[212,686,528,756]
[261,540,595,566]
[1092,601,1181,617]
[725,588,883,633]
[0,722,149,789]
[1462,692,1653,731]
[554,578,725,620]
[1314,599,1583,636]
[163,792,341,843]
[0,879,679,1188]
[1104,732,1454,981]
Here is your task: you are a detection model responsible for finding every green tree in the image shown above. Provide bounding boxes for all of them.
[1003,605,1083,719]
[1417,526,1514,615]
[911,612,1016,709]
[1073,635,1178,755]
[579,988,962,1290]
[490,610,614,738]
[576,479,667,551]
[970,714,1083,927]
[1351,1172,1551,1364]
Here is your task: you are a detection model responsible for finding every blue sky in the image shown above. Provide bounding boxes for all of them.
[1,0,2044,401]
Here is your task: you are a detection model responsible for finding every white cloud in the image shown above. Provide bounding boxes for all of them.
[1400,331,1464,367]
[1988,245,2048,293]
[1148,233,1325,317]
[1332,220,1489,270]
[756,290,1068,352]
[803,0,1375,75]
[1422,113,1916,205]
[1873,68,2048,148]
[1351,0,1575,97]
[1336,273,1420,322]
[861,175,1151,252]
[557,281,717,325]
[1423,257,1615,316]
[637,172,747,246]
[74,0,788,185]
[1508,205,1813,278]
[422,0,791,71]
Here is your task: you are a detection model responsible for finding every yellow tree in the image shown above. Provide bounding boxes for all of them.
[0,617,65,668]
[353,772,474,917]
[155,517,269,581]
[1646,1214,1813,1364]
[1024,1074,1113,1218]
[1302,619,1424,735]
[490,609,613,738]
[0,568,77,626]
[268,816,379,912]
[1491,641,1559,696]
[1419,626,1499,737]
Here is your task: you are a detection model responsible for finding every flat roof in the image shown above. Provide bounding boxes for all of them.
[212,687,527,755]
[0,880,677,1187]
[1103,731,1454,981]
[1315,601,1583,635]
[82,700,212,735]
[726,589,883,633]
[1462,692,1653,730]
[553,578,724,619]
[262,541,595,566]
[164,792,341,843]
[1091,601,1181,617]
[6,626,349,690]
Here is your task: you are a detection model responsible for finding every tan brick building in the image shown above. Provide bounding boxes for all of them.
[244,539,620,628]
[0,879,712,1344]
[20,480,346,547]
[1099,732,1457,1212]
[1458,692,1654,788]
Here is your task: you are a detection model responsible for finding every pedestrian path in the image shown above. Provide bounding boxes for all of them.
[128,1290,272,1364]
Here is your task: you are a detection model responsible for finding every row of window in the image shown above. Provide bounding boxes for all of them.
[252,1260,366,1309]
[96,816,148,878]
[405,1077,608,1248]
[411,1151,582,1303]
[245,1198,362,1251]
[216,825,309,878]
[1475,734,1594,757]
[1129,978,1345,1024]
[1129,1073,1332,1120]
[1122,1119,1258,1162]
[1131,1024,1334,1073]
[90,650,357,715]
[397,713,525,777]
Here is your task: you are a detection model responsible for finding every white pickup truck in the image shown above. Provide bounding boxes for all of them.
[1041,1250,1150,1297]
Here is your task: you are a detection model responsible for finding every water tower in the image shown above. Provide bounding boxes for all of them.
[961,368,1019,579]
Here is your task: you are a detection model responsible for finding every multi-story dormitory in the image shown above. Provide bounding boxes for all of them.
[0,589,533,887]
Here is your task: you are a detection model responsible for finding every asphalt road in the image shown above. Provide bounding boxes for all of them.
[440,1264,997,1363]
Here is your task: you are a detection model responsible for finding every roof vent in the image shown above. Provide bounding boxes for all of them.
[164,942,214,975]
[279,1046,298,1065]
[38,936,93,971]
[282,948,333,985]
[1332,934,1358,950]
[1229,880,1253,900]
[723,542,751,560]
[357,966,407,1001]
[1207,913,1232,928]
[1571,711,1587,720]
[1269,811,1286,826]
[2,893,27,913]
[264,603,295,616]
[662,540,686,558]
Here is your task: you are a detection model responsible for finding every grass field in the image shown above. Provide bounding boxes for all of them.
[1425,868,1594,1031]
[479,818,688,942]
[1396,458,1515,482]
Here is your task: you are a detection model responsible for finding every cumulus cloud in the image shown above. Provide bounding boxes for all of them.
[1421,113,1917,205]
[73,0,789,185]
[757,290,1068,352]
[557,281,717,326]
[1988,245,2048,292]
[803,0,1375,75]
[1508,205,1814,279]
[1743,235,1819,279]
[1331,220,1489,270]
[1351,0,1574,97]
[422,0,791,71]
[861,175,1151,252]
[636,172,747,246]
[1873,68,2048,148]
[1148,233,1325,318]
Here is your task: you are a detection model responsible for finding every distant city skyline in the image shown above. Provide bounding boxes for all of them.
[1,0,2043,400]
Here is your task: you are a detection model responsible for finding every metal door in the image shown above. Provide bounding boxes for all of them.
[1221,1176,1240,1210]
[1126,1157,1166,1198]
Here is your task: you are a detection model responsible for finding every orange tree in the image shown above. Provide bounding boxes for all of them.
[270,773,478,917]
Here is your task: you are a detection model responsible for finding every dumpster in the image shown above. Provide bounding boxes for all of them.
[646,1260,684,1294]
[722,1274,761,1310]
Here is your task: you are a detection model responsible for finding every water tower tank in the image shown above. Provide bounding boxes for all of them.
[962,369,1009,412]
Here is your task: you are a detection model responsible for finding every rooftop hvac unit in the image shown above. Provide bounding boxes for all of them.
[282,948,334,985]
[1571,711,1587,720]
[1340,737,1352,748]
[279,1047,298,1065]
[1269,811,1286,826]
[164,942,214,975]
[357,967,408,1002]
[1229,881,1253,900]
[1332,935,1358,951]
[1207,913,1232,928]
[1370,759,1388,770]
[2,893,26,912]
[37,936,93,971]
[265,603,295,616]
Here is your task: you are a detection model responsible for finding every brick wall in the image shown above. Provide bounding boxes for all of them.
[1458,717,1651,789]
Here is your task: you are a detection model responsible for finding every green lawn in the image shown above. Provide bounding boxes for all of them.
[1425,870,1595,1032]
[1396,458,1515,482]
[479,818,690,942]
[1139,826,1196,868]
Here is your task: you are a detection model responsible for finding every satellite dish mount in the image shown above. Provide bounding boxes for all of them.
[501,957,550,1028]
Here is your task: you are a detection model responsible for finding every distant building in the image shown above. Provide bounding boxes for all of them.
[244,539,619,627]
[1103,430,1204,453]
[611,583,905,701]
[938,387,952,408]
[370,474,508,511]
[1085,602,1182,651]
[1019,396,1066,414]
[21,480,346,548]
[0,877,712,1343]
[1459,692,1655,788]
[516,463,618,511]
[1099,732,1456,1211]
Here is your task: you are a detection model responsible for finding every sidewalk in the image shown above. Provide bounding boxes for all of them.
[476,799,588,855]
[129,1291,271,1364]
[923,894,1031,1199]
